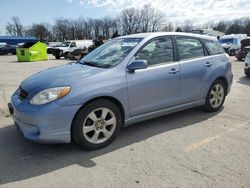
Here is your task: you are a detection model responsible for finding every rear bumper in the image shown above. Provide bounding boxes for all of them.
[9,94,81,144]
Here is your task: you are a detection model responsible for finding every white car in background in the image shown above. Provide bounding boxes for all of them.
[52,40,92,59]
[245,52,250,77]
[219,34,247,56]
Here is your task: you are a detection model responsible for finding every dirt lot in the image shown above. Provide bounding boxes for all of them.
[0,54,249,188]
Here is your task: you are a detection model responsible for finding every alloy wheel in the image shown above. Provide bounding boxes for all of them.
[82,107,117,144]
[209,84,224,108]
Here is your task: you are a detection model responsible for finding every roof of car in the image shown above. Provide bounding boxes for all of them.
[118,32,218,41]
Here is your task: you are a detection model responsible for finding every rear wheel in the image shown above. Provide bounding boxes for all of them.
[203,80,226,112]
[72,99,122,150]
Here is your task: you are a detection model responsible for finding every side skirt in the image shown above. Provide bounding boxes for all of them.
[124,99,205,127]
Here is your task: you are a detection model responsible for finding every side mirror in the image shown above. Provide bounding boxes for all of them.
[127,60,148,72]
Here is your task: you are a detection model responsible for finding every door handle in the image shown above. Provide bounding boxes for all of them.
[204,62,212,67]
[169,68,179,74]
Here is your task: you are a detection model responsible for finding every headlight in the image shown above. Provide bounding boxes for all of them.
[30,86,70,105]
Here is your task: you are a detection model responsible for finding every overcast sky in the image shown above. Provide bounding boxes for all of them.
[0,0,249,35]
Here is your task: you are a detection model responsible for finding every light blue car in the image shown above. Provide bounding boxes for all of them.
[9,32,233,150]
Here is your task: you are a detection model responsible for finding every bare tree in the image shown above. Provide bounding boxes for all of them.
[162,22,174,32]
[26,23,53,40]
[203,20,215,29]
[149,8,165,32]
[120,8,141,34]
[53,18,71,41]
[140,5,154,32]
[6,16,24,36]
[182,19,194,32]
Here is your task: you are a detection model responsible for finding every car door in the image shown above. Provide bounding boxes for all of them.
[127,36,180,116]
[175,36,214,104]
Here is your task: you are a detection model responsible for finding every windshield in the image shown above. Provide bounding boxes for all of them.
[60,42,71,47]
[80,38,143,68]
[219,38,234,44]
[245,47,250,52]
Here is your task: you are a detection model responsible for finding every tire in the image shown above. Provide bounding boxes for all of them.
[64,52,69,59]
[55,55,60,59]
[245,69,250,77]
[229,49,235,56]
[72,99,122,150]
[203,79,226,112]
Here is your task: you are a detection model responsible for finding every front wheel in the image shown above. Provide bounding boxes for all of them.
[229,49,235,56]
[72,99,122,150]
[203,80,226,112]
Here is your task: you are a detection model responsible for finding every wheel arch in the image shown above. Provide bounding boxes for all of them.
[70,96,125,136]
[204,76,229,99]
[216,76,228,95]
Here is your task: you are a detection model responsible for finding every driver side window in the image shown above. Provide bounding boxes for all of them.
[135,37,174,66]
[70,42,76,47]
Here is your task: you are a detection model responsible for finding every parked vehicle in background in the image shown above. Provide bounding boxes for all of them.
[0,44,17,55]
[189,29,225,39]
[69,39,104,60]
[69,47,87,60]
[236,37,250,60]
[0,36,37,45]
[0,42,7,47]
[219,34,247,56]
[9,32,233,150]
[52,40,92,59]
[236,46,250,61]
[244,52,250,77]
[46,42,62,54]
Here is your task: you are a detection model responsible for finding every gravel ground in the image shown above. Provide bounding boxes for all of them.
[0,54,249,188]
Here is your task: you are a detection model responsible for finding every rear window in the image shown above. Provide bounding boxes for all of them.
[203,40,225,55]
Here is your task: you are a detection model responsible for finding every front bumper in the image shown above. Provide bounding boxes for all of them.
[9,94,81,143]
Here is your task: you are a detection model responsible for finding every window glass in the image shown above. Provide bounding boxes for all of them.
[176,37,205,60]
[203,40,225,55]
[70,42,76,47]
[80,38,142,68]
[135,37,173,66]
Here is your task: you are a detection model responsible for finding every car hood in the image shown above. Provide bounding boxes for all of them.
[20,63,104,98]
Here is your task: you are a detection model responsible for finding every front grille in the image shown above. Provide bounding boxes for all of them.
[19,88,28,101]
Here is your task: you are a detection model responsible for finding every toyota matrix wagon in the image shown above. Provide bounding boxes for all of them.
[9,32,233,150]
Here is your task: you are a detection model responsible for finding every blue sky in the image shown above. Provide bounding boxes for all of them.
[1,0,250,35]
[0,0,111,35]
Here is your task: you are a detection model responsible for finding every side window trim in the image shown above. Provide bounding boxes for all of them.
[199,39,210,56]
[134,36,176,67]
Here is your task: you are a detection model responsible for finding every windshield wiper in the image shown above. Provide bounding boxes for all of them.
[80,61,110,68]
